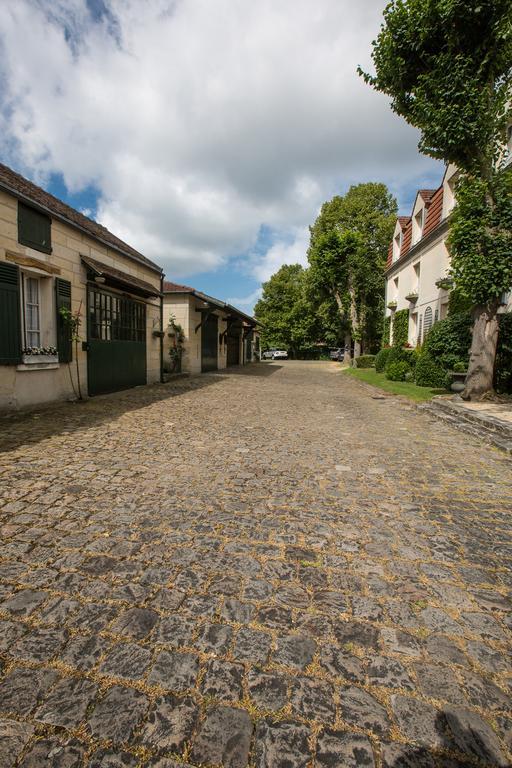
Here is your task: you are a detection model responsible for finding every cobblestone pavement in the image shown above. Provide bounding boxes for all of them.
[0,361,511,768]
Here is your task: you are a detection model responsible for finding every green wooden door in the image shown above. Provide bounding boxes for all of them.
[87,287,147,396]
[201,313,218,372]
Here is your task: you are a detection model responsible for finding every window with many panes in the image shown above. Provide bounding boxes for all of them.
[89,288,146,342]
[24,276,41,348]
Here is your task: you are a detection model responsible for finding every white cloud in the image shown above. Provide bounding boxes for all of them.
[0,0,440,280]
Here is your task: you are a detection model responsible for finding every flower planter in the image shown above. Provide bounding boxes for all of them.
[22,354,59,365]
[152,330,165,338]
[448,371,467,393]
[405,293,418,302]
[435,278,454,291]
[387,301,397,310]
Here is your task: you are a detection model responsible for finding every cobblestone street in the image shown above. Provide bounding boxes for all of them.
[0,361,511,767]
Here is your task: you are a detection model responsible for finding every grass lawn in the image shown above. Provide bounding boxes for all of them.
[343,367,446,402]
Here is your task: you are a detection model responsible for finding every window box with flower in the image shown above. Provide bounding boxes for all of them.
[21,346,59,365]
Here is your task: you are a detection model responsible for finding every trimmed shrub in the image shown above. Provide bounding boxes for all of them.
[392,309,409,348]
[382,316,391,346]
[385,346,418,372]
[375,347,392,372]
[495,312,512,394]
[423,311,472,368]
[415,352,447,388]
[353,354,375,368]
[386,360,410,381]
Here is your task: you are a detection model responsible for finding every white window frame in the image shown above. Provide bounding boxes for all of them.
[23,275,41,349]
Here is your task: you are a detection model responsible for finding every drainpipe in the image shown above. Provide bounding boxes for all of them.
[160,273,164,383]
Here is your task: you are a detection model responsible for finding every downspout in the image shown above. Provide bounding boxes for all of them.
[160,273,164,383]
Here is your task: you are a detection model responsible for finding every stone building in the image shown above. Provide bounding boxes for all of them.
[163,282,259,375]
[0,163,163,409]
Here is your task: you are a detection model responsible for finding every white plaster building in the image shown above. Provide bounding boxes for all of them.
[385,161,511,346]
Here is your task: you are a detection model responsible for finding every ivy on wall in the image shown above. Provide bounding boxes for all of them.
[382,316,391,346]
[392,309,409,348]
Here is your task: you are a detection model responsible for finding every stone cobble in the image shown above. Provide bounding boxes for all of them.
[0,361,511,767]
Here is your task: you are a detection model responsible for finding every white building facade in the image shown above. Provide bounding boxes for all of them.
[385,163,511,346]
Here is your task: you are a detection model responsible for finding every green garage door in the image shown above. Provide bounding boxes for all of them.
[201,313,218,372]
[87,287,147,396]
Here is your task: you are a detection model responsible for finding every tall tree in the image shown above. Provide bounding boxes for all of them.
[254,264,315,356]
[308,183,397,359]
[359,0,512,399]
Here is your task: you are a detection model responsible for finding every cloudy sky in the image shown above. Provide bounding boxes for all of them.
[0,0,441,311]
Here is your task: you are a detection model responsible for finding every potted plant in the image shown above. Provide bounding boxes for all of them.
[405,291,419,302]
[387,299,398,310]
[165,316,185,374]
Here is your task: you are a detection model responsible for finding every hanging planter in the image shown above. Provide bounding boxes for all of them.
[152,330,166,338]
[435,277,454,291]
[405,291,419,302]
[387,300,398,310]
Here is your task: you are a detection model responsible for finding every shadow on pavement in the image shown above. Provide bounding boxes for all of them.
[0,373,223,454]
[385,710,509,768]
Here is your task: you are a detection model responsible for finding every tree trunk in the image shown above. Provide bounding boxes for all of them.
[344,332,352,364]
[333,289,352,363]
[348,284,360,358]
[462,302,500,401]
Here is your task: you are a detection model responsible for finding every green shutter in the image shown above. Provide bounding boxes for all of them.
[0,261,22,365]
[18,202,52,254]
[55,278,72,362]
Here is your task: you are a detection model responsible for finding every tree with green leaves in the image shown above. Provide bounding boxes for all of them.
[254,264,312,356]
[359,0,512,399]
[308,183,397,359]
[254,264,344,357]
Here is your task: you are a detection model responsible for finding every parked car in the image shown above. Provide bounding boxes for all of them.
[329,348,344,360]
[262,349,274,359]
[272,350,289,360]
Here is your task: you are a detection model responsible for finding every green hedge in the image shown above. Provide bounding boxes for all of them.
[415,352,447,387]
[386,360,410,381]
[495,312,512,393]
[382,316,391,346]
[423,311,472,369]
[353,354,376,368]
[375,347,391,372]
[392,309,409,348]
[386,346,418,372]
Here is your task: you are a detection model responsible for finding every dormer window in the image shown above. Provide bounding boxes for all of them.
[413,208,425,244]
[393,230,402,262]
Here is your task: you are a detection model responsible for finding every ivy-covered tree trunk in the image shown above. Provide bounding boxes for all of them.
[344,332,352,363]
[462,301,500,400]
[348,283,361,359]
[333,289,352,363]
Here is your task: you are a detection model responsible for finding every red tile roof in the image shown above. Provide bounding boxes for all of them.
[386,182,446,271]
[422,186,444,238]
[400,220,413,258]
[163,281,195,293]
[386,242,393,268]
[0,162,162,273]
